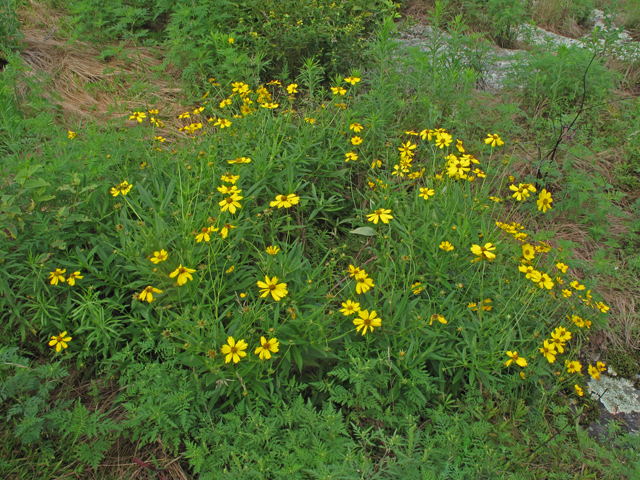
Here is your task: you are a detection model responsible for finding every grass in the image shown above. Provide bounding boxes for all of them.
[1,0,640,478]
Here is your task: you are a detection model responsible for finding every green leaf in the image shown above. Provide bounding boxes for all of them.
[350,227,377,236]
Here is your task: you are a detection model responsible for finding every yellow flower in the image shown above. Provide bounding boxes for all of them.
[48,331,72,352]
[366,208,393,225]
[537,189,553,213]
[429,314,447,326]
[270,193,300,209]
[420,129,433,141]
[371,159,381,169]
[353,309,381,335]
[221,336,248,364]
[231,82,250,95]
[411,282,424,295]
[214,118,232,128]
[419,188,435,200]
[439,241,454,252]
[286,83,298,94]
[349,123,364,133]
[490,196,502,202]
[220,98,233,108]
[48,268,66,285]
[398,141,417,157]
[434,132,452,149]
[170,264,196,286]
[506,351,528,368]
[219,223,235,239]
[565,360,582,374]
[470,243,496,262]
[331,86,347,95]
[266,246,280,255]
[217,185,241,195]
[521,244,535,261]
[345,151,358,162]
[139,286,162,303]
[67,271,83,286]
[570,281,585,290]
[68,131,76,139]
[129,111,147,122]
[595,301,610,313]
[228,156,251,164]
[347,265,362,277]
[574,385,584,396]
[530,271,554,290]
[110,180,133,197]
[344,76,361,85]
[304,117,315,124]
[562,289,572,298]
[221,173,240,184]
[255,337,279,360]
[257,275,288,301]
[355,272,374,295]
[340,300,361,316]
[550,327,571,353]
[150,249,168,264]
[539,340,557,363]
[219,193,243,213]
[195,226,215,243]
[556,262,568,273]
[228,37,234,44]
[226,265,235,274]
[351,136,363,145]
[588,364,600,380]
[484,133,504,147]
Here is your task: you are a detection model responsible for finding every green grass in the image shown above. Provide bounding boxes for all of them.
[2,1,640,478]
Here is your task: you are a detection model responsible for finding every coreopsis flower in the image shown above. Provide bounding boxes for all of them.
[366,208,393,225]
[355,272,374,294]
[506,351,528,367]
[597,361,606,372]
[67,271,83,286]
[351,136,363,146]
[340,300,361,316]
[347,265,362,277]
[219,193,243,213]
[150,249,168,264]
[231,82,250,95]
[255,337,279,360]
[220,98,233,108]
[196,226,215,243]
[217,185,241,195]
[434,133,452,149]
[344,76,361,85]
[509,184,530,201]
[331,86,347,95]
[535,240,550,252]
[49,331,72,352]
[539,340,557,363]
[221,173,240,184]
[470,243,496,262]
[257,276,288,301]
[490,196,502,202]
[595,301,610,313]
[228,157,251,164]
[570,281,585,290]
[129,111,147,122]
[221,336,248,364]
[270,193,300,209]
[521,244,535,261]
[530,271,554,289]
[575,385,584,396]
[420,129,433,141]
[562,289,572,298]
[371,159,382,169]
[556,262,568,273]
[566,360,582,374]
[219,223,235,239]
[170,264,196,286]
[286,83,298,94]
[353,309,381,335]
[537,189,553,213]
[439,241,454,252]
[455,139,464,153]
[345,151,358,162]
[550,327,571,353]
[484,133,504,147]
[411,282,424,295]
[68,131,76,139]
[304,117,315,123]
[398,141,417,158]
[110,180,133,197]
[588,364,601,380]
[349,123,364,132]
[49,268,66,285]
[225,265,235,274]
[429,314,447,326]
[260,102,279,109]
[214,118,232,128]
[139,286,162,303]
[178,111,191,119]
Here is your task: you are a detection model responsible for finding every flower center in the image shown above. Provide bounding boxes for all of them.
[230,346,237,354]
[363,319,371,326]
[269,284,276,290]
[226,198,234,204]
[280,195,288,201]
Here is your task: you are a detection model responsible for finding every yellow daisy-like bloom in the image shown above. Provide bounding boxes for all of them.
[470,243,496,262]
[68,131,76,139]
[570,281,585,290]
[228,157,251,164]
[331,86,347,96]
[556,262,568,273]
[439,241,454,252]
[419,188,435,200]
[355,272,374,295]
[429,314,447,326]
[539,340,557,363]
[257,275,288,301]
[150,249,168,264]
[217,185,241,195]
[562,289,572,298]
[255,337,279,360]
[260,102,279,109]
[351,136,363,145]
[220,98,232,108]
[518,264,536,279]
[225,265,235,274]
[340,299,361,316]
[345,151,358,162]
[49,268,66,285]
[344,76,361,85]
[506,351,528,368]
[455,139,464,153]
[67,271,83,286]
[214,118,232,128]
[232,81,249,95]
[484,133,504,147]
[218,223,235,239]
[353,309,381,335]
[530,271,554,290]
[129,111,147,122]
[537,189,553,213]
[219,193,243,213]
[349,123,364,132]
[170,264,196,286]
[565,360,582,374]
[304,117,315,123]
[221,336,248,364]
[266,246,280,255]
[110,180,133,197]
[139,286,162,303]
[371,159,382,169]
[347,265,362,278]
[522,244,535,261]
[398,141,417,157]
[270,193,300,209]
[550,327,571,353]
[286,83,298,94]
[411,282,423,295]
[195,226,215,243]
[588,364,600,380]
[435,133,452,149]
[420,129,434,141]
[221,173,240,184]
[575,385,584,396]
[366,208,393,225]
[597,361,606,372]
[48,331,72,352]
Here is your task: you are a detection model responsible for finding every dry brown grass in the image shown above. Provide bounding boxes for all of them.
[531,0,590,39]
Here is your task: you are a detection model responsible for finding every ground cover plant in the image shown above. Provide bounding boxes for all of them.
[2,1,640,479]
